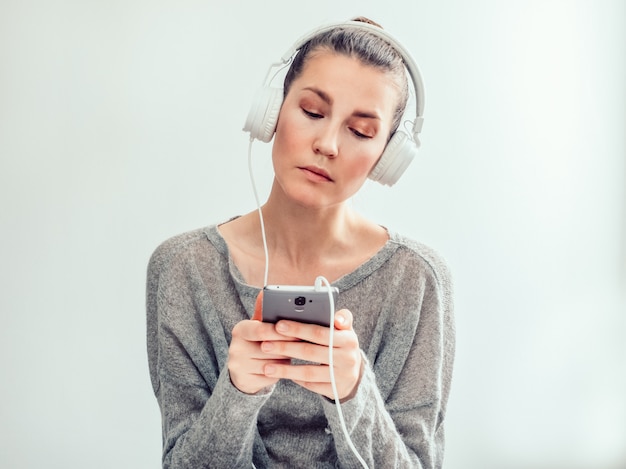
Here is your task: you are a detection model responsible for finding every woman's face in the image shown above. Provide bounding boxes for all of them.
[271,50,399,209]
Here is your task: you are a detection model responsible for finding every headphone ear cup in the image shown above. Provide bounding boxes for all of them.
[368,131,418,186]
[243,87,283,143]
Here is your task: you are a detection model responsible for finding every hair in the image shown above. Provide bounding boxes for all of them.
[283,17,410,136]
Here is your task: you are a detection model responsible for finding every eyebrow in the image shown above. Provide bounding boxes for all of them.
[302,87,381,120]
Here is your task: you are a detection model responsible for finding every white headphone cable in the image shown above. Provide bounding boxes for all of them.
[247,138,269,287]
[248,138,267,469]
[316,275,369,469]
[247,139,368,469]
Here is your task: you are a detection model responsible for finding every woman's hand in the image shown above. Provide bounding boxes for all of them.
[228,291,295,395]
[260,309,363,401]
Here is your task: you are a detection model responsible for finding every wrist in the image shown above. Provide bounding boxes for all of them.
[339,354,365,402]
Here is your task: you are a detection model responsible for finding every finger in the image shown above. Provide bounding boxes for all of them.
[274,320,357,348]
[260,340,297,359]
[268,363,357,399]
[294,378,360,401]
[252,290,263,321]
[262,339,329,365]
[333,309,353,330]
[229,357,290,395]
[232,319,292,343]
[292,380,334,399]
[274,320,330,346]
[248,358,293,375]
[264,362,330,383]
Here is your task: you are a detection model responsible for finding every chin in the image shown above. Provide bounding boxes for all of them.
[274,171,366,210]
[280,184,334,209]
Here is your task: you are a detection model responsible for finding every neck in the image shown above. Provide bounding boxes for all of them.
[235,179,388,285]
[256,185,367,284]
[262,201,354,261]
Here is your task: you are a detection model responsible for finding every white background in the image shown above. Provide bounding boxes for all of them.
[1,1,624,468]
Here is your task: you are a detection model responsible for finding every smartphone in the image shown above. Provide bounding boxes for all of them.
[262,285,339,327]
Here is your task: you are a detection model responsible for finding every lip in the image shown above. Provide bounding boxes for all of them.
[299,165,334,182]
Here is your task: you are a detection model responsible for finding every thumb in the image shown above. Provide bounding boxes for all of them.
[252,290,264,321]
[334,309,353,330]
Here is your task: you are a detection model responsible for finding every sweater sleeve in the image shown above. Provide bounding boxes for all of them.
[321,246,455,469]
[146,236,273,468]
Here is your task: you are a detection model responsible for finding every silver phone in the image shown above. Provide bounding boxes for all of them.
[262,285,339,327]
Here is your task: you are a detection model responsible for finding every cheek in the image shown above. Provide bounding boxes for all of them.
[273,109,305,154]
[271,133,291,173]
[351,143,387,177]
[352,156,377,177]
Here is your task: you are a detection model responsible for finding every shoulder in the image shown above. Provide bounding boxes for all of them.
[387,232,455,321]
[149,227,207,270]
[147,225,226,279]
[387,231,452,288]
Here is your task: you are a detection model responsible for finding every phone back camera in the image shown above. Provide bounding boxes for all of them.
[294,296,306,306]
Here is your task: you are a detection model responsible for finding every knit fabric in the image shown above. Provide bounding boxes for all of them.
[146,224,455,468]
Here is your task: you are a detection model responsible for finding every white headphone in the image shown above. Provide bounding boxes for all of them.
[243,20,425,187]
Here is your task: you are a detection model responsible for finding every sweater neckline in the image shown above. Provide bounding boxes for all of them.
[204,222,400,297]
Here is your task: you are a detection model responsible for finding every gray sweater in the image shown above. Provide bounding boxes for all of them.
[146,225,455,468]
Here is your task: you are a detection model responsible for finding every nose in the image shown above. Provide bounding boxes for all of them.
[313,123,339,158]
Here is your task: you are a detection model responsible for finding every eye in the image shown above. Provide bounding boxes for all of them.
[350,128,373,139]
[302,108,323,119]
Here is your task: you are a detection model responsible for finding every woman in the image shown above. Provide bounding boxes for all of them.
[147,17,455,469]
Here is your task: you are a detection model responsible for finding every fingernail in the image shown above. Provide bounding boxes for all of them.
[336,315,345,325]
[262,342,274,352]
[276,322,289,333]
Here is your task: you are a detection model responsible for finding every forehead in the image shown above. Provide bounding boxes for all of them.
[291,51,399,118]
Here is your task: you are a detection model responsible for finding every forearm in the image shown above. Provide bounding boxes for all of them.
[321,357,434,469]
[160,368,273,469]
